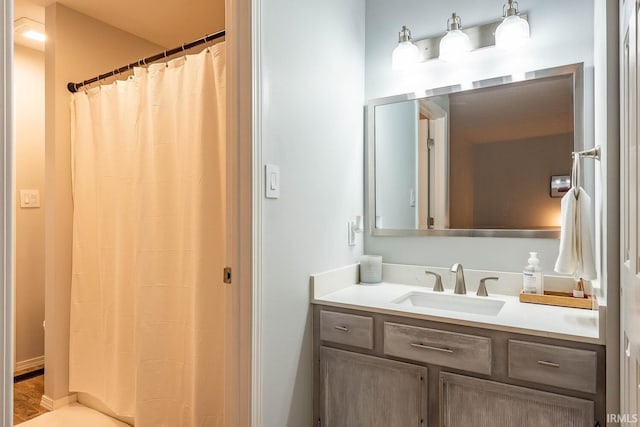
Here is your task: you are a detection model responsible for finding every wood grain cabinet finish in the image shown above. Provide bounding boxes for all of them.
[440,372,594,427]
[313,306,605,426]
[319,346,427,427]
[384,322,492,375]
[320,310,374,350]
[508,339,598,393]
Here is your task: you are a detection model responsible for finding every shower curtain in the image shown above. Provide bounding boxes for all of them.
[69,44,226,427]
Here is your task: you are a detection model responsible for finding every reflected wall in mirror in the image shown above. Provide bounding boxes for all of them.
[368,63,583,238]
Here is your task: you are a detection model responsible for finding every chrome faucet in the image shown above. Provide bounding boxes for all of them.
[450,263,466,294]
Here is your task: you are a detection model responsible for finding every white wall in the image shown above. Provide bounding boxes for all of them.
[259,0,365,424]
[14,45,45,366]
[364,0,595,274]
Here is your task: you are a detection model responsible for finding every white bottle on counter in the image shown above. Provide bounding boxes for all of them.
[523,252,544,295]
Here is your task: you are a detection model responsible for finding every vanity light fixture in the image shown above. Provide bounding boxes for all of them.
[391,26,420,70]
[389,6,529,68]
[439,13,471,62]
[495,0,530,50]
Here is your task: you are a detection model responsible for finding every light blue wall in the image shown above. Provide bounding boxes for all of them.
[259,0,366,425]
[364,0,595,274]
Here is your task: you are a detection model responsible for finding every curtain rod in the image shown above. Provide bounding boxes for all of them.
[67,29,226,93]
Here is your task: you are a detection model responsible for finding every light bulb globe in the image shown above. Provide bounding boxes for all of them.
[495,14,530,50]
[392,41,420,70]
[439,29,471,62]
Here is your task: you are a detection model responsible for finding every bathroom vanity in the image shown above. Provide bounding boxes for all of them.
[311,265,605,427]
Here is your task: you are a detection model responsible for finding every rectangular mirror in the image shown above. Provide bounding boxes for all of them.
[367,63,583,238]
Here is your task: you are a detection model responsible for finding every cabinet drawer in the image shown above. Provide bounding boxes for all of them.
[383,322,492,375]
[319,310,374,349]
[508,340,597,393]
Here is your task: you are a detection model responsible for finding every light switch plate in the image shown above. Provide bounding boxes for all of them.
[19,189,40,208]
[265,164,280,199]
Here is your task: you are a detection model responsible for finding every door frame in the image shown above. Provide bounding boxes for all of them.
[620,0,640,422]
[226,0,258,424]
[1,0,13,426]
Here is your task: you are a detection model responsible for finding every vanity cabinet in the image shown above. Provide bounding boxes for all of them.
[319,346,427,427]
[313,305,605,427]
[440,372,594,427]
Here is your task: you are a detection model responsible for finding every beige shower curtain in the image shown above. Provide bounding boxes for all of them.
[69,44,226,427]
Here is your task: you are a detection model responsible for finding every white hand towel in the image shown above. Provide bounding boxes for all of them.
[554,187,597,279]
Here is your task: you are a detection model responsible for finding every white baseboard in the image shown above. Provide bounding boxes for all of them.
[40,393,78,411]
[14,356,44,374]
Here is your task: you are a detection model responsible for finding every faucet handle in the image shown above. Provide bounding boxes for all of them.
[425,271,444,292]
[477,277,499,297]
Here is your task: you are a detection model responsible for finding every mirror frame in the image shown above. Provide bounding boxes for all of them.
[366,63,584,238]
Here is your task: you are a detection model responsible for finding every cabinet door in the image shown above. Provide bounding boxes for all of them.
[319,346,427,427]
[440,373,593,427]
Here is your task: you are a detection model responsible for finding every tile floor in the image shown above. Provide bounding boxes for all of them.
[13,375,48,425]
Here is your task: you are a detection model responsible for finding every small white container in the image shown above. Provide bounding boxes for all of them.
[360,255,382,284]
[523,252,544,295]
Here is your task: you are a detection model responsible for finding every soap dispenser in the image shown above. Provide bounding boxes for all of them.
[523,252,544,295]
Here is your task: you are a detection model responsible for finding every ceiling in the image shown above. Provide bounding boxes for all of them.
[14,0,224,48]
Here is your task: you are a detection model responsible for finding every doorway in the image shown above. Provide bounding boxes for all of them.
[2,0,254,425]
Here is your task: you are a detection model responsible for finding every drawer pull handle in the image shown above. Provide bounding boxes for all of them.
[410,343,454,353]
[537,360,560,368]
[334,325,349,332]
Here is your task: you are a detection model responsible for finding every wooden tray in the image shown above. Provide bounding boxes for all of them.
[519,291,597,310]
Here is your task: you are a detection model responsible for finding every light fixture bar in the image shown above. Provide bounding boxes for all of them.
[413,13,528,62]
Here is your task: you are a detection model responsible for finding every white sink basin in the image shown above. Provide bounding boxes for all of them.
[393,291,505,316]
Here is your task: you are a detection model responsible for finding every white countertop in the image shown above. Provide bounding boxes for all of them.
[312,281,604,345]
